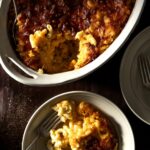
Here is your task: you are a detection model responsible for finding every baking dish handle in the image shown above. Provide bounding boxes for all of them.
[0,55,39,85]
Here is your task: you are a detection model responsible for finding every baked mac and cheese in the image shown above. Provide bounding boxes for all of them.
[8,0,135,73]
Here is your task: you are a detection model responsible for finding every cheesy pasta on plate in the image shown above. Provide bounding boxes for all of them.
[47,100,118,150]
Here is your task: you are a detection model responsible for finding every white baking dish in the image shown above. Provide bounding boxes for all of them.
[0,0,145,86]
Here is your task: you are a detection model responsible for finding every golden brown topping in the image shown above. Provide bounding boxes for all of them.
[86,0,97,9]
[8,0,135,73]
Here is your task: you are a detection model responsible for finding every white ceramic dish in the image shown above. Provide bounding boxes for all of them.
[120,26,150,125]
[0,0,145,86]
[22,91,135,150]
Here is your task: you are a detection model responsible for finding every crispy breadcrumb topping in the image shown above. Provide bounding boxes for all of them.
[8,0,135,73]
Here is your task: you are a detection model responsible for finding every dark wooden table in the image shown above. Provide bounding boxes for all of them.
[0,1,150,150]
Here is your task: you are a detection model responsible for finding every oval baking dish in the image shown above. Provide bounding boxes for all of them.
[0,0,145,86]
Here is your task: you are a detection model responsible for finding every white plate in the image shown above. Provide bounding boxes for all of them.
[120,26,150,125]
[22,91,134,150]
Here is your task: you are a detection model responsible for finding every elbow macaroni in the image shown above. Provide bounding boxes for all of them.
[48,100,118,150]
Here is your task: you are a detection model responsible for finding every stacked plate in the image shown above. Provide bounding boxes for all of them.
[120,26,150,125]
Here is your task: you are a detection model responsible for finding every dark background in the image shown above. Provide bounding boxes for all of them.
[0,1,150,150]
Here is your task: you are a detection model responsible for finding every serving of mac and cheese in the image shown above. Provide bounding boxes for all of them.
[48,100,118,150]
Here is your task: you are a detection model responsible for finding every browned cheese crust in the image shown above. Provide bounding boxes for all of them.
[9,0,135,73]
